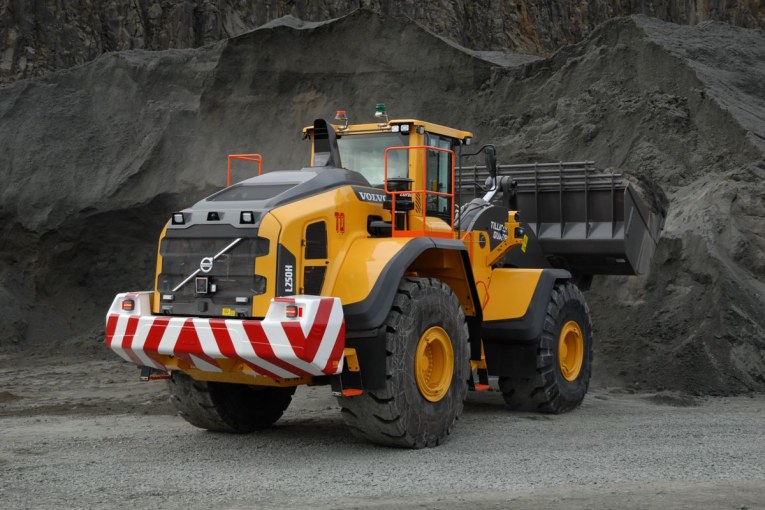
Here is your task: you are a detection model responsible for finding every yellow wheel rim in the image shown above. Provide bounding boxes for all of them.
[414,326,454,402]
[558,321,584,382]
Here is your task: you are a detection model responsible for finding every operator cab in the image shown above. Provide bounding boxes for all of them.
[302,106,473,227]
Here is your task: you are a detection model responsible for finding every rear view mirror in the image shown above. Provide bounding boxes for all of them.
[484,145,498,180]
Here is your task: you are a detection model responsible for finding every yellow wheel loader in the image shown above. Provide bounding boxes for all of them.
[106,105,664,448]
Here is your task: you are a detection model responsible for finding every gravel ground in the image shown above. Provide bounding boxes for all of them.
[1,353,764,509]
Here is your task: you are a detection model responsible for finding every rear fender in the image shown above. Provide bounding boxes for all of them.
[341,237,481,331]
[338,237,482,389]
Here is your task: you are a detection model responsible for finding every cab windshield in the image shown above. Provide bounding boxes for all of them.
[336,132,409,187]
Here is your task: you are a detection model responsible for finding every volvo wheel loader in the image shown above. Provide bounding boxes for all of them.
[106,106,664,448]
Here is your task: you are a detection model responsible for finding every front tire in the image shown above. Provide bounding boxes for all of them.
[498,281,593,413]
[338,277,470,448]
[168,372,295,433]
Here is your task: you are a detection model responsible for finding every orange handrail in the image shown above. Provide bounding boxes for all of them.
[384,145,456,239]
[227,154,263,187]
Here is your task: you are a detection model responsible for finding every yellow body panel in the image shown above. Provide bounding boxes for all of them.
[343,348,360,372]
[252,212,281,316]
[266,185,412,309]
[152,225,168,314]
[482,269,543,321]
[264,182,481,313]
[330,237,411,303]
[163,356,309,386]
[303,118,473,141]
[408,248,478,316]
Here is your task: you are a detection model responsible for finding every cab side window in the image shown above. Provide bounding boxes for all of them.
[425,134,454,222]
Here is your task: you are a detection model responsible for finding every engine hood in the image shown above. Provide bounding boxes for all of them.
[166,167,370,233]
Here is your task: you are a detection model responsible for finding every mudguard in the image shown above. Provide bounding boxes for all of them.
[343,237,481,331]
[341,237,482,390]
[481,268,571,343]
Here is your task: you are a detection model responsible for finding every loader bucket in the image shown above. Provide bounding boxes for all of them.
[459,162,666,276]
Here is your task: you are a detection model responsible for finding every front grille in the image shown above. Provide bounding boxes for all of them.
[157,236,269,316]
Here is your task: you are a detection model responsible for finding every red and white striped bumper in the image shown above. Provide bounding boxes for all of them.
[105,292,346,378]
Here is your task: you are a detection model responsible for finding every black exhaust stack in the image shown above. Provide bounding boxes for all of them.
[312,119,342,168]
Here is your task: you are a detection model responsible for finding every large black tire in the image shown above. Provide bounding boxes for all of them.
[168,372,295,433]
[338,277,470,448]
[498,281,593,413]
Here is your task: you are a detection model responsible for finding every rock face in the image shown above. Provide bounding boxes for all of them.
[1,0,764,83]
[0,10,763,395]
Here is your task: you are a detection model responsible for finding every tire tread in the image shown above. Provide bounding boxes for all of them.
[338,277,469,448]
[168,373,295,433]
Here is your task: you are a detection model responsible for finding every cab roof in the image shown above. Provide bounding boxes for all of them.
[302,119,473,141]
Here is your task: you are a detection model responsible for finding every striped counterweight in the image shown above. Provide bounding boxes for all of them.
[105,293,346,379]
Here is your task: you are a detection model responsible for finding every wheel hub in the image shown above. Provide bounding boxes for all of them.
[414,326,454,402]
[558,320,584,381]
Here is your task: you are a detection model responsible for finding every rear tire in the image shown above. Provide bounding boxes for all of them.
[168,372,295,433]
[338,277,470,448]
[498,281,593,413]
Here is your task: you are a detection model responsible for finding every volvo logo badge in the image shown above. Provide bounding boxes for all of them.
[200,257,214,273]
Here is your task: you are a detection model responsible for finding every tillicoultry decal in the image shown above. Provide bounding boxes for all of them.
[489,220,509,243]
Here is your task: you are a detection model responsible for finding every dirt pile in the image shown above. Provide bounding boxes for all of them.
[0,10,762,394]
[482,17,765,394]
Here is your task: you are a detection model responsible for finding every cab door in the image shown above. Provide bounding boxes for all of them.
[425,133,455,223]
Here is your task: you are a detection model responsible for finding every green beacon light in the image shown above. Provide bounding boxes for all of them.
[374,103,389,123]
